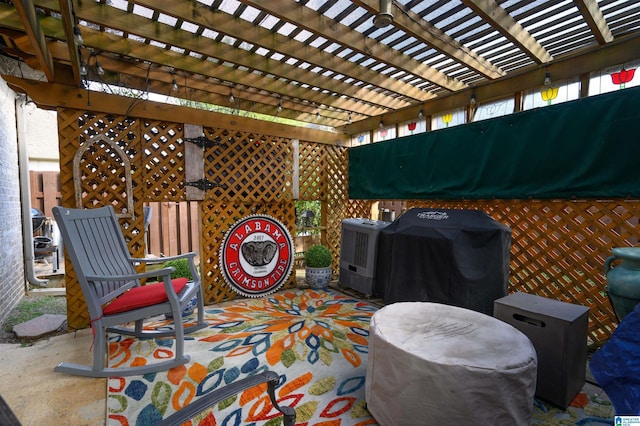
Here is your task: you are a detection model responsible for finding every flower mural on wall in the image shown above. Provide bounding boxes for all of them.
[442,113,453,127]
[610,68,636,89]
[540,87,559,105]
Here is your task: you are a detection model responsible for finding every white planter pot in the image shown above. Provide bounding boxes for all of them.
[165,295,198,319]
[305,266,332,289]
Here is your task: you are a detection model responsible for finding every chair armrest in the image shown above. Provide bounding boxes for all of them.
[85,267,174,282]
[131,252,197,264]
[156,371,295,426]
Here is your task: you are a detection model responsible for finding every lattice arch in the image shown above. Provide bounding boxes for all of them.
[73,134,134,217]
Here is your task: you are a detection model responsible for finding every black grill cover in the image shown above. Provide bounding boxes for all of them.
[374,208,511,315]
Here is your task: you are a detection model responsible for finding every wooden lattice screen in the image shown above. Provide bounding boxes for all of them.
[197,127,298,302]
[58,108,626,343]
[58,110,147,329]
[57,109,348,329]
[405,199,639,344]
[298,143,371,267]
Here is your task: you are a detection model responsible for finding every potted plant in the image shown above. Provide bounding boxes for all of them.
[304,244,333,289]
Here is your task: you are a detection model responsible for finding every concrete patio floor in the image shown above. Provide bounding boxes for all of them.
[0,328,105,425]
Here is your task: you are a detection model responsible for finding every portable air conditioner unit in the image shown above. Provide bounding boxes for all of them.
[339,218,390,296]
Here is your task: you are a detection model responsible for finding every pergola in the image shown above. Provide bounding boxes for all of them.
[1,0,639,137]
[2,0,640,342]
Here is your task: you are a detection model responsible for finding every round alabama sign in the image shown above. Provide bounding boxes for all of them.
[219,214,294,297]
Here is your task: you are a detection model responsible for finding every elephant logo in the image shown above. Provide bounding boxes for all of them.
[241,241,277,267]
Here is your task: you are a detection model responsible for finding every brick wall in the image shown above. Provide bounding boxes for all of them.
[0,77,25,324]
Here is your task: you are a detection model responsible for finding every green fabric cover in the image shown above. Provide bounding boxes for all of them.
[349,86,640,200]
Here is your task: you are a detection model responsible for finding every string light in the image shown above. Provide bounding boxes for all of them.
[544,71,551,86]
[418,108,424,119]
[87,52,104,76]
[470,92,477,105]
[171,73,179,92]
[277,97,282,113]
[348,112,352,123]
[95,58,104,75]
[73,26,83,45]
[229,88,234,104]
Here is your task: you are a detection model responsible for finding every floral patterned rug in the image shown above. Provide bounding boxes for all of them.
[532,392,614,425]
[106,289,614,425]
[106,289,378,425]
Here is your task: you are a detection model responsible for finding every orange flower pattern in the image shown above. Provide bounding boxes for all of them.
[106,289,378,425]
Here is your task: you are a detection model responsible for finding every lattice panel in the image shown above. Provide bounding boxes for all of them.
[344,200,373,219]
[142,120,186,201]
[58,109,147,329]
[199,201,297,304]
[54,109,353,328]
[406,199,640,344]
[201,128,293,202]
[324,145,349,271]
[298,142,326,200]
[327,200,372,274]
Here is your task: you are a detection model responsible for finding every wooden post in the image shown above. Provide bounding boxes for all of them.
[292,139,299,200]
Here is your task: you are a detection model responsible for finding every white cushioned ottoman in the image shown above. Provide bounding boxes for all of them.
[365,302,537,425]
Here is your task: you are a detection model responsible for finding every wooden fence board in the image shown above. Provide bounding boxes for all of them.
[29,171,61,217]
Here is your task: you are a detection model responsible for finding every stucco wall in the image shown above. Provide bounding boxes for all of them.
[0,76,26,324]
[23,102,58,172]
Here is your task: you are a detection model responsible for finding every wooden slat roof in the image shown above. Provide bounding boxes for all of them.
[1,0,639,136]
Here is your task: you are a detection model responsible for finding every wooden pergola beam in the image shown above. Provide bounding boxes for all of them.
[341,32,640,135]
[0,1,384,123]
[238,0,463,94]
[41,42,352,127]
[46,0,411,113]
[461,0,553,65]
[57,0,82,86]
[2,75,350,145]
[142,0,435,102]
[574,0,613,45]
[353,0,506,79]
[12,0,54,81]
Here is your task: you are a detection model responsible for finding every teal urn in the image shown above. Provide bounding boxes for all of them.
[605,247,640,321]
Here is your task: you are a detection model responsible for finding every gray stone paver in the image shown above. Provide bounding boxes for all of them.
[13,314,67,339]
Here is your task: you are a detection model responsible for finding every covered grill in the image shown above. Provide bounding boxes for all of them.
[31,208,59,272]
[31,208,47,234]
[374,208,511,315]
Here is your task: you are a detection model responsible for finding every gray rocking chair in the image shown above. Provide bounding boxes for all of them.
[53,206,296,424]
[52,205,208,378]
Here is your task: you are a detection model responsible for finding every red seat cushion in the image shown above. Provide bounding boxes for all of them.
[102,278,189,315]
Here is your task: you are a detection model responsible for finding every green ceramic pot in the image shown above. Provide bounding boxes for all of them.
[605,247,640,321]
